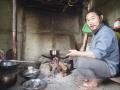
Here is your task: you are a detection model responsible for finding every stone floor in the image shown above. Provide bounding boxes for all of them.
[97,79,120,90]
[1,76,120,90]
[1,64,120,90]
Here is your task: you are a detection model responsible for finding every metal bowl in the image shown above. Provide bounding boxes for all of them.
[22,79,47,90]
[23,68,40,79]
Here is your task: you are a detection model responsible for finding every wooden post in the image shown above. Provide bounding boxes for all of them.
[82,0,94,51]
[12,0,17,59]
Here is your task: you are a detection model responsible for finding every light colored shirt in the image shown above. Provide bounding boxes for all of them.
[90,23,119,76]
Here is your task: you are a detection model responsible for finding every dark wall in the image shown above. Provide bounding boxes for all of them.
[17,7,83,61]
[0,0,12,52]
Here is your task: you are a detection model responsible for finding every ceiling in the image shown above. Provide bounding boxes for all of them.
[17,0,109,13]
[94,0,109,8]
[17,0,84,13]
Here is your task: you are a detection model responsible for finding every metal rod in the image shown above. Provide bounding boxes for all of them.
[0,60,36,63]
[8,60,36,63]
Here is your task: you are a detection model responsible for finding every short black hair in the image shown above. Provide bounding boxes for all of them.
[85,8,109,26]
[85,8,103,18]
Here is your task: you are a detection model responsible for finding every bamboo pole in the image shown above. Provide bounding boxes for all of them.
[12,0,17,59]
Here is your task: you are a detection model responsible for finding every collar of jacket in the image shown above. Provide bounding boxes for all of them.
[92,23,104,35]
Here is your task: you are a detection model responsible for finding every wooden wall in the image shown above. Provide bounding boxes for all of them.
[95,0,120,27]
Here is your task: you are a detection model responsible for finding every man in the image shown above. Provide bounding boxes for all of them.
[66,9,119,89]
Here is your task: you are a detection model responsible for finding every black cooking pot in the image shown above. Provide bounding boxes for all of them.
[42,50,69,60]
[0,71,17,88]
[0,60,20,71]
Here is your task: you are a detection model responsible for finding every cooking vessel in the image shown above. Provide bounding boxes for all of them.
[22,66,40,80]
[0,71,17,88]
[22,79,47,90]
[42,50,69,60]
[50,50,60,57]
[0,60,20,70]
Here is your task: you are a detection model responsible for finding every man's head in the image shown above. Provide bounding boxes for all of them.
[85,9,103,31]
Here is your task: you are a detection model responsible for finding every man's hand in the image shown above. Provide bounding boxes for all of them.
[66,49,96,59]
[66,50,80,57]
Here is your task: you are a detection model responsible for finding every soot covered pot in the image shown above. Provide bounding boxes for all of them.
[0,60,20,88]
[0,60,20,70]
[0,70,18,88]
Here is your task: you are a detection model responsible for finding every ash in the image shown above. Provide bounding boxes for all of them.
[45,74,82,90]
[40,63,82,90]
[40,63,97,90]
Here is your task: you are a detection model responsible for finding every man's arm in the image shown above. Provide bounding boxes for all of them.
[66,50,96,59]
[80,33,89,51]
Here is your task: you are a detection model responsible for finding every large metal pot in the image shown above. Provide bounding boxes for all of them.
[0,60,20,70]
[0,71,17,88]
[0,60,19,88]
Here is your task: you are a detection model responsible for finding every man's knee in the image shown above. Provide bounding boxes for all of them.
[75,59,88,68]
[74,57,95,69]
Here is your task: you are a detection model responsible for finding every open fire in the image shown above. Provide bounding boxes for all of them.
[40,56,69,80]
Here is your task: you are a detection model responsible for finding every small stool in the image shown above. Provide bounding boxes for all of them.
[109,71,120,83]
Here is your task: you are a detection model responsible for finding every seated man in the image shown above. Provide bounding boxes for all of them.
[66,9,119,89]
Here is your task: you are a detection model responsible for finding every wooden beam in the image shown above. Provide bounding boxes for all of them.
[12,0,17,59]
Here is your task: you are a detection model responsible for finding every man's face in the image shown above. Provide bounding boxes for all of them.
[86,12,103,31]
